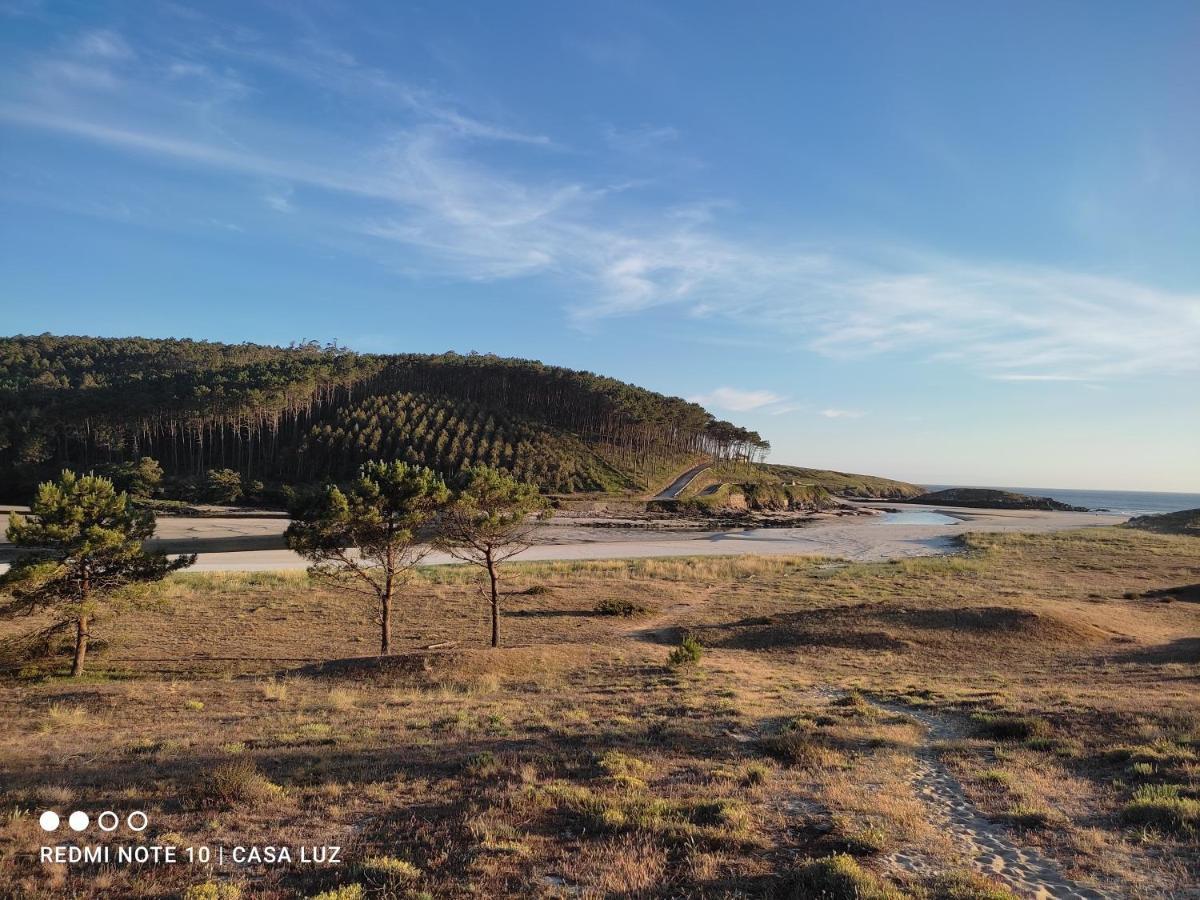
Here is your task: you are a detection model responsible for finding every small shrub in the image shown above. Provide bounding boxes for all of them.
[183,883,242,900]
[667,635,702,668]
[128,737,164,755]
[360,855,420,879]
[834,817,891,854]
[742,762,770,786]
[184,699,205,711]
[971,713,1047,741]
[599,750,654,781]
[1122,784,1200,834]
[39,703,88,732]
[202,760,283,807]
[260,680,289,702]
[1129,761,1156,777]
[1023,736,1062,752]
[462,751,502,778]
[307,887,364,900]
[1002,803,1054,830]
[778,853,893,899]
[832,689,869,709]
[923,870,1019,899]
[595,597,648,617]
[760,731,845,769]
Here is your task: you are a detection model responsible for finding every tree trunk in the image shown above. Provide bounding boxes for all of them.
[380,581,393,656]
[72,614,88,677]
[487,555,499,648]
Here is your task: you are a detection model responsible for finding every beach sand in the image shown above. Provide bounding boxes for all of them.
[0,504,1124,572]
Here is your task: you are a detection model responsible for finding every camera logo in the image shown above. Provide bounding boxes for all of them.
[39,810,147,833]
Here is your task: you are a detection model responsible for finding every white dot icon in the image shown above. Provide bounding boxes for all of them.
[39,811,60,832]
[68,811,89,832]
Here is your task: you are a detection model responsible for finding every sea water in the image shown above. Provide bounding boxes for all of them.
[924,486,1200,517]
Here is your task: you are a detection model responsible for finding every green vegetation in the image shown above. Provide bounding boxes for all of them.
[970,713,1048,741]
[594,597,649,617]
[760,464,923,499]
[1125,508,1200,536]
[666,634,703,668]
[668,459,919,513]
[780,854,895,900]
[906,488,1084,511]
[0,470,193,675]
[1121,784,1200,835]
[285,461,450,656]
[0,334,765,498]
[436,466,548,648]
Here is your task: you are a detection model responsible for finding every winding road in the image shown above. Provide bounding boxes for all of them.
[652,461,712,499]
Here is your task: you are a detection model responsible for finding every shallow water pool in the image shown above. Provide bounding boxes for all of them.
[876,511,962,526]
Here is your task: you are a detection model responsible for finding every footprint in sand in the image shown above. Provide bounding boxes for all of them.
[871,699,1121,900]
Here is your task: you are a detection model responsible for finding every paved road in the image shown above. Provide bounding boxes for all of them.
[653,462,712,500]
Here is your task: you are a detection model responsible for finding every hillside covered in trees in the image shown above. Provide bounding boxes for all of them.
[0,334,768,500]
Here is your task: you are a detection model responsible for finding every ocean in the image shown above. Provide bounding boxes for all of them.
[924,486,1200,517]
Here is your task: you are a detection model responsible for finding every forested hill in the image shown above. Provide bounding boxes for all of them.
[0,334,767,500]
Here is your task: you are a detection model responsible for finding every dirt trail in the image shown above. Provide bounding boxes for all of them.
[872,699,1121,900]
[613,586,1124,899]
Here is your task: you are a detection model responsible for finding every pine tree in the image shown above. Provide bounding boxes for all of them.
[285,461,449,655]
[437,466,547,648]
[1,470,194,676]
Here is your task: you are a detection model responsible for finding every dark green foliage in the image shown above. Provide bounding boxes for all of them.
[1125,508,1200,536]
[594,597,648,617]
[970,713,1047,741]
[667,634,703,668]
[437,466,547,648]
[298,390,627,493]
[285,461,449,655]
[0,470,193,675]
[99,457,163,498]
[760,464,922,500]
[0,335,766,498]
[204,468,244,504]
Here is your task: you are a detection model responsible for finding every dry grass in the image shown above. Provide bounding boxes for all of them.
[0,528,1196,897]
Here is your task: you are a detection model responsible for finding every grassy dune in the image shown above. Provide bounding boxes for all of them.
[0,529,1197,898]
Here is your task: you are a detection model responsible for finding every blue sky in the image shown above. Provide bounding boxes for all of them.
[2,1,1198,491]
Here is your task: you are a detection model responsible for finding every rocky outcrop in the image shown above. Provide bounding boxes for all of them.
[1125,509,1200,535]
[905,488,1087,511]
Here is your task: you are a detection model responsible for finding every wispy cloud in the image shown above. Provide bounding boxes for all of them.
[263,184,294,213]
[689,387,802,415]
[988,374,1090,383]
[820,409,866,419]
[5,23,1199,385]
[76,29,133,61]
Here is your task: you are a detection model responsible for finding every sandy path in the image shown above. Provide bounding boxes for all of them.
[873,700,1120,900]
[618,595,1123,900]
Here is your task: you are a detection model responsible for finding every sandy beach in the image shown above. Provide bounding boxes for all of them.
[0,504,1125,573]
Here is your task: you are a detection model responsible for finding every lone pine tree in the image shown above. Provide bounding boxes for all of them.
[0,470,194,676]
